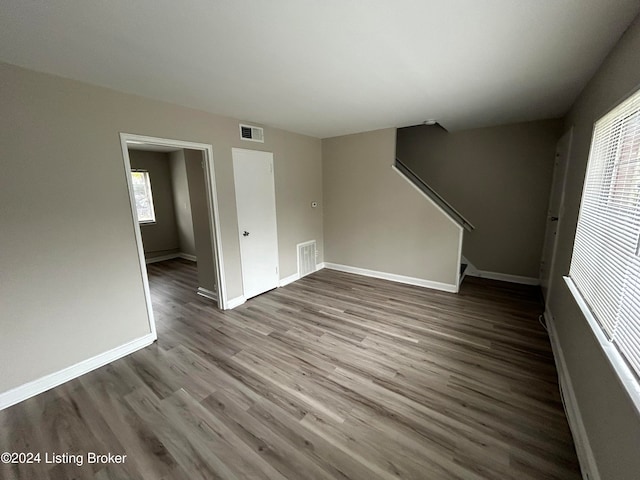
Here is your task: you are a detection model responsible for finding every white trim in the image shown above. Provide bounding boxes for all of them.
[279,272,300,287]
[564,277,640,414]
[120,134,228,310]
[324,263,458,293]
[201,145,228,310]
[145,253,180,264]
[393,165,468,232]
[226,295,246,309]
[120,136,158,338]
[179,252,197,262]
[545,309,601,480]
[196,287,217,301]
[145,252,196,264]
[454,227,463,292]
[0,334,155,411]
[279,261,326,288]
[468,270,540,286]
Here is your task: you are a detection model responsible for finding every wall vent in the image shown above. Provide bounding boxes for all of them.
[239,124,264,143]
[297,240,317,278]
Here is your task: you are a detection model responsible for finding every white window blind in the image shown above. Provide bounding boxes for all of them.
[569,87,640,377]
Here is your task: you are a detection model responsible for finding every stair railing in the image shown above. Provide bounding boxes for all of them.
[395,157,475,232]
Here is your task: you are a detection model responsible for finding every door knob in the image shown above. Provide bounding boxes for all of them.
[550,216,559,222]
[243,231,250,237]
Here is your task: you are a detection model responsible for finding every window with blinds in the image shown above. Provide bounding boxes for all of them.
[131,170,156,224]
[569,87,640,378]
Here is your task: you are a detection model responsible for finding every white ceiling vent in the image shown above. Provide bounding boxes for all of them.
[239,124,264,143]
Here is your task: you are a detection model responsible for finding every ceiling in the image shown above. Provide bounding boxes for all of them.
[1,1,639,138]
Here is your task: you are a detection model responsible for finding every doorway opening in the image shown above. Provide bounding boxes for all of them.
[120,134,228,339]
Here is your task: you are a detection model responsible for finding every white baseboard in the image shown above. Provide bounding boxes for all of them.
[545,309,600,480]
[0,333,155,411]
[145,253,180,264]
[280,263,326,288]
[146,252,196,264]
[468,270,540,286]
[225,295,246,310]
[279,272,300,287]
[323,263,458,293]
[196,287,217,301]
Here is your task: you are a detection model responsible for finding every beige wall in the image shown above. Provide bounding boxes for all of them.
[322,128,461,287]
[0,62,323,394]
[272,129,325,274]
[548,14,640,480]
[397,120,562,278]
[169,150,196,257]
[185,149,216,292]
[129,149,180,259]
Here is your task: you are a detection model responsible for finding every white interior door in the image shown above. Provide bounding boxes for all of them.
[540,128,573,304]
[233,148,279,300]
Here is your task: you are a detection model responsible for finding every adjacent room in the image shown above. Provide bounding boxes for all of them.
[125,141,220,305]
[1,1,640,479]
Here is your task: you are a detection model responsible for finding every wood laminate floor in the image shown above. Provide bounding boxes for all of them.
[0,259,581,479]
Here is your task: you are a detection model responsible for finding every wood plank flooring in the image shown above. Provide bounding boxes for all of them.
[0,259,581,479]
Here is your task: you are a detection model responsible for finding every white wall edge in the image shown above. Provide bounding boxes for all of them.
[279,272,300,287]
[179,252,197,262]
[196,287,217,301]
[324,263,458,293]
[468,270,540,285]
[0,333,155,411]
[226,295,246,310]
[316,262,326,270]
[545,309,600,480]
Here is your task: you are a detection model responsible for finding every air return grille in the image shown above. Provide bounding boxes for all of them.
[297,240,317,278]
[239,124,264,143]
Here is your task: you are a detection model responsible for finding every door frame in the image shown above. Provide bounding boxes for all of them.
[541,127,573,307]
[120,133,229,339]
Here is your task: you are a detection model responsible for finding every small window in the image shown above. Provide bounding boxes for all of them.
[131,170,156,224]
[569,86,640,377]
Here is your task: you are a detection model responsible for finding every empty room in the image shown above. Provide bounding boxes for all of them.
[1,1,640,479]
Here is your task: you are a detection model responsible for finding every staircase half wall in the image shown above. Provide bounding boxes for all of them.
[396,120,562,279]
[322,128,462,292]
